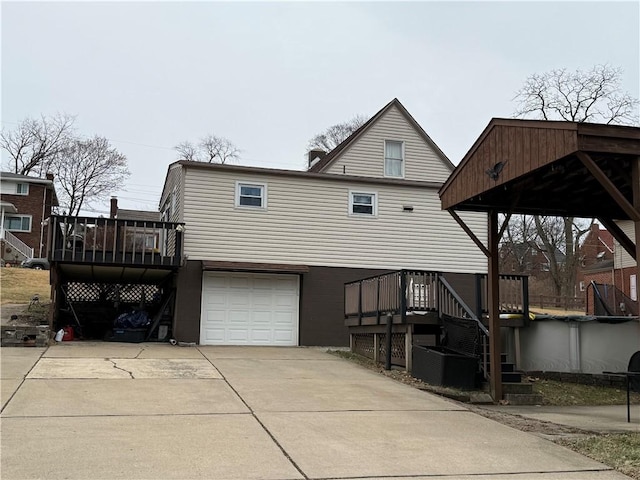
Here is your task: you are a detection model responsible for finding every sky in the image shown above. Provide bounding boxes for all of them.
[2,1,639,215]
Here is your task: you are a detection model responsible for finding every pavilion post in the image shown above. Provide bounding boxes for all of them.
[488,210,503,402]
[632,158,640,346]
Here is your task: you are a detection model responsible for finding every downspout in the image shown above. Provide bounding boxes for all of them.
[39,185,47,257]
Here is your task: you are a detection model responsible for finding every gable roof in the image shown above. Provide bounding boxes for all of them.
[307,98,454,173]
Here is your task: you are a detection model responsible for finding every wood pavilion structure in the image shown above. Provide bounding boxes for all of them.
[440,118,640,401]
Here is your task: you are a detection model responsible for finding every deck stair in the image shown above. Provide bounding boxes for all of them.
[345,269,541,404]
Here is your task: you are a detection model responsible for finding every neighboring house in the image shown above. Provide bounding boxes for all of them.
[603,220,638,303]
[0,172,58,263]
[110,197,162,252]
[499,241,566,298]
[577,224,615,297]
[160,98,488,346]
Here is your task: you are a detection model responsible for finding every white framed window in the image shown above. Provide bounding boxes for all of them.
[384,140,404,178]
[579,281,585,292]
[349,191,377,216]
[236,182,266,209]
[16,183,29,195]
[4,215,32,232]
[631,274,637,301]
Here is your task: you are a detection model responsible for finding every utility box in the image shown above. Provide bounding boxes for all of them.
[412,345,478,389]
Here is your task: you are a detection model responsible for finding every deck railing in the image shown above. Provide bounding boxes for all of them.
[478,273,529,318]
[345,270,528,323]
[47,215,185,268]
[345,270,440,320]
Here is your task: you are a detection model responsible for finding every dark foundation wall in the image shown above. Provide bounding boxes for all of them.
[173,260,203,342]
[300,266,390,346]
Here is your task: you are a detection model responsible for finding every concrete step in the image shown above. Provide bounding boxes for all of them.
[503,393,544,405]
[502,382,534,394]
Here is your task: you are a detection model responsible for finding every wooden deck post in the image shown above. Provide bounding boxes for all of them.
[632,157,640,348]
[488,210,503,402]
[405,325,413,372]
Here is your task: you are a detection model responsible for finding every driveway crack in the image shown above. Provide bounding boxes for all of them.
[108,359,135,379]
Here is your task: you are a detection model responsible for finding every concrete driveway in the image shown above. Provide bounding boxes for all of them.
[0,343,631,480]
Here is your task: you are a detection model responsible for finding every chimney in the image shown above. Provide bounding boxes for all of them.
[45,172,54,181]
[308,149,326,169]
[110,196,118,219]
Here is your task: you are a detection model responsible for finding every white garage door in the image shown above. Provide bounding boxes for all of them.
[200,272,299,345]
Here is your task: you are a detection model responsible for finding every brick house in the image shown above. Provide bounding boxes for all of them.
[577,224,614,295]
[0,172,58,263]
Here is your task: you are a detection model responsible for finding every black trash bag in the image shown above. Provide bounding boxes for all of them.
[114,310,150,329]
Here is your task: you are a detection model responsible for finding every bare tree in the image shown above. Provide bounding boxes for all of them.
[174,135,240,164]
[1,113,76,175]
[307,115,367,152]
[533,217,594,297]
[513,64,639,125]
[54,136,129,217]
[174,141,199,162]
[508,65,638,300]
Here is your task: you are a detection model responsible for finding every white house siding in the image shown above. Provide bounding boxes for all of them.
[614,220,637,269]
[323,105,452,183]
[182,167,487,273]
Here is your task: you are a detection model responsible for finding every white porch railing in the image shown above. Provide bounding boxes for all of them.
[1,229,34,260]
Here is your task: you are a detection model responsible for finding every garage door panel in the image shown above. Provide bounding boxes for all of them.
[202,328,225,343]
[274,311,295,325]
[252,293,273,307]
[251,311,272,324]
[273,329,295,343]
[229,276,251,288]
[201,272,299,346]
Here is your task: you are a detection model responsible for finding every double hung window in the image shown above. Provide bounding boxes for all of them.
[384,140,404,178]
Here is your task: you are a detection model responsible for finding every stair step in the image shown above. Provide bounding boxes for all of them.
[501,372,522,383]
[501,363,515,373]
[503,393,544,405]
[502,382,534,394]
[488,363,516,373]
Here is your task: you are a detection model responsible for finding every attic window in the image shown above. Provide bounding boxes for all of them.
[384,140,404,178]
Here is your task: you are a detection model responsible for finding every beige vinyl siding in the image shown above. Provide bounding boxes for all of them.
[182,168,487,273]
[614,220,637,269]
[160,164,184,223]
[324,105,451,183]
[159,164,184,254]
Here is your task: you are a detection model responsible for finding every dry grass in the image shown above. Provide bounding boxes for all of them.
[0,268,51,304]
[532,379,640,406]
[557,433,640,479]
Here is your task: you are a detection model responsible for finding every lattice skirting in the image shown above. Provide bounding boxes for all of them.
[352,332,407,368]
[65,282,161,304]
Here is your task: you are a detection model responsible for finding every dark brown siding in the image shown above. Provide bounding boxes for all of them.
[299,266,391,346]
[441,122,578,210]
[173,259,203,342]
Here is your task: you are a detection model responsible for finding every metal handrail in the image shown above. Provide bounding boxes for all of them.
[438,276,489,380]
